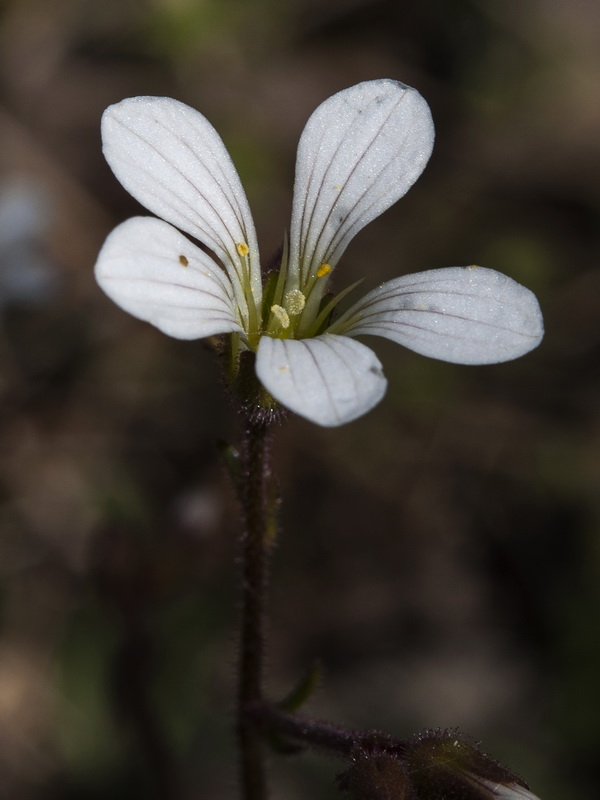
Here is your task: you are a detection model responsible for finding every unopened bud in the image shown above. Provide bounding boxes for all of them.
[404,730,541,800]
[337,754,413,800]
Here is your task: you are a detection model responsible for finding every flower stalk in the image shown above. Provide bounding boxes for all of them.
[236,414,274,800]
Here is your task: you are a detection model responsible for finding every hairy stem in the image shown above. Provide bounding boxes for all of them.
[237,417,273,800]
[252,703,405,760]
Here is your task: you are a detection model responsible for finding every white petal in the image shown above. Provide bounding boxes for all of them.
[481,781,541,800]
[256,334,387,427]
[336,266,543,364]
[95,216,242,340]
[288,79,434,283]
[101,96,262,308]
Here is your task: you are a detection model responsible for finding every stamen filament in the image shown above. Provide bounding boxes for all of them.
[302,263,332,300]
[269,233,290,312]
[236,241,261,347]
[295,264,333,337]
[304,279,365,338]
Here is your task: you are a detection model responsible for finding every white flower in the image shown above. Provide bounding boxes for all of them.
[95,79,543,426]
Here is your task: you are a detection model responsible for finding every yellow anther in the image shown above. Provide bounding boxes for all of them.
[284,289,306,316]
[178,254,189,266]
[316,263,332,278]
[270,304,290,329]
[467,264,478,269]
[236,242,249,257]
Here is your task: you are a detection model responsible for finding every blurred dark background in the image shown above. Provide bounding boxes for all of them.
[0,0,599,798]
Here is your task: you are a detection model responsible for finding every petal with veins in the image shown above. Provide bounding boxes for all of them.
[336,266,543,364]
[479,781,541,800]
[95,216,242,339]
[101,96,261,309]
[289,79,434,284]
[256,334,387,427]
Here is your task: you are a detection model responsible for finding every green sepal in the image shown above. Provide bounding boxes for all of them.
[264,661,322,754]
[278,660,321,713]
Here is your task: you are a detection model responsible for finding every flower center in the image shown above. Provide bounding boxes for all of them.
[258,245,362,343]
[264,264,331,339]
